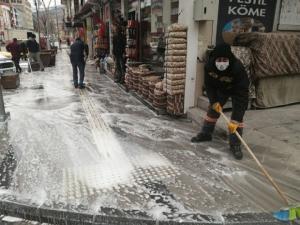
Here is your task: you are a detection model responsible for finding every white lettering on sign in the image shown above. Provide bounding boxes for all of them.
[228,4,267,17]
[229,0,267,6]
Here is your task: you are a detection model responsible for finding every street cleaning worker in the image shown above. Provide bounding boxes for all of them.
[27,34,44,72]
[69,37,86,89]
[191,43,249,160]
[6,38,22,73]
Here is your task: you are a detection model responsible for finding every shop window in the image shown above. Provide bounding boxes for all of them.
[140,0,172,65]
[171,0,179,23]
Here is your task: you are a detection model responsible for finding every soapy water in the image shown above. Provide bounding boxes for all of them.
[0,51,298,222]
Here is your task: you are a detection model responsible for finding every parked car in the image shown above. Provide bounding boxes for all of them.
[0,52,16,75]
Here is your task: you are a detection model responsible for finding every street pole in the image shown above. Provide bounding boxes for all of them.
[0,82,8,122]
[34,0,41,42]
[54,0,60,48]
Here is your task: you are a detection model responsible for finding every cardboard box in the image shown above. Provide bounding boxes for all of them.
[1,72,20,89]
[29,62,40,71]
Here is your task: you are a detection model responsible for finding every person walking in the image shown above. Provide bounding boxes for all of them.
[191,43,249,160]
[66,37,71,47]
[112,23,126,83]
[69,37,86,89]
[6,38,22,73]
[27,34,44,71]
[59,38,62,50]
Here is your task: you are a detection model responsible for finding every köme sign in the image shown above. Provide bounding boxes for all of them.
[216,0,277,43]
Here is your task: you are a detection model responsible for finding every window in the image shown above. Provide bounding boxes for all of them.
[171,0,179,23]
[279,0,300,30]
[140,0,178,64]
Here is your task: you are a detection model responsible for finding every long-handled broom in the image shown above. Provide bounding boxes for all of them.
[219,111,300,222]
[219,111,289,205]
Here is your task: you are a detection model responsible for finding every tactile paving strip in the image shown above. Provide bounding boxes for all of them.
[61,90,181,202]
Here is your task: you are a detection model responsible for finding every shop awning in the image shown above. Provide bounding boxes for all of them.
[73,0,99,21]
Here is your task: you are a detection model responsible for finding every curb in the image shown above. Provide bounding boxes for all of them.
[0,200,285,225]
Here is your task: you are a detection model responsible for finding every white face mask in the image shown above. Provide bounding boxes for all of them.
[215,61,229,71]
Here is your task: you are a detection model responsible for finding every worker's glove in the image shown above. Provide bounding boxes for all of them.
[228,121,239,134]
[212,102,222,113]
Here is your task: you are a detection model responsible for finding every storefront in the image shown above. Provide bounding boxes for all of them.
[128,0,179,66]
[179,0,300,113]
[122,0,184,115]
[75,0,299,115]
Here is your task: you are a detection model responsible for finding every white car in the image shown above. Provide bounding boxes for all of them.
[0,52,16,76]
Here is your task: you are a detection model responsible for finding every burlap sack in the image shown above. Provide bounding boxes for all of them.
[165,56,186,62]
[166,79,185,85]
[166,50,187,56]
[168,23,187,32]
[155,81,163,90]
[167,32,187,38]
[166,84,185,90]
[154,88,166,96]
[166,38,187,44]
[167,89,185,95]
[165,67,186,74]
[167,44,187,50]
[164,73,186,80]
[164,62,186,68]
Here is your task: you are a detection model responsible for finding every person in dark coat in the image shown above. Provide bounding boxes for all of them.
[19,42,28,60]
[70,37,86,89]
[112,24,126,83]
[27,34,44,71]
[191,43,249,160]
[6,38,22,73]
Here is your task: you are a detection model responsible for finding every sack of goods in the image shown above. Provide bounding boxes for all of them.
[127,65,157,93]
[153,81,167,109]
[167,94,184,116]
[164,23,188,116]
[141,76,160,99]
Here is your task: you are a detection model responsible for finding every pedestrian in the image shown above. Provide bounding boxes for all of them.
[69,37,86,89]
[6,38,22,73]
[19,42,28,61]
[59,38,62,50]
[26,34,44,71]
[84,41,89,67]
[66,37,71,47]
[112,23,126,83]
[157,35,166,62]
[191,43,249,160]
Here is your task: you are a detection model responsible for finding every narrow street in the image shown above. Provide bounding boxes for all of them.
[0,50,299,224]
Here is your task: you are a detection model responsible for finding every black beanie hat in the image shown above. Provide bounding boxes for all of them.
[211,43,234,60]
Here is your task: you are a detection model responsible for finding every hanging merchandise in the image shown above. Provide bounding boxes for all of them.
[98,20,105,38]
[126,20,139,60]
[78,27,85,38]
[163,23,188,116]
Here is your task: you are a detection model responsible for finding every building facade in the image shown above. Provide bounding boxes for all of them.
[61,0,300,113]
[0,0,34,42]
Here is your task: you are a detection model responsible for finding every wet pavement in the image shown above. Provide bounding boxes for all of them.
[0,51,299,224]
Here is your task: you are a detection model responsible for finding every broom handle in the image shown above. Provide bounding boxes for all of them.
[219,111,290,206]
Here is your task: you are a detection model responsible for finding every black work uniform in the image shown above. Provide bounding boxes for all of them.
[204,53,249,124]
